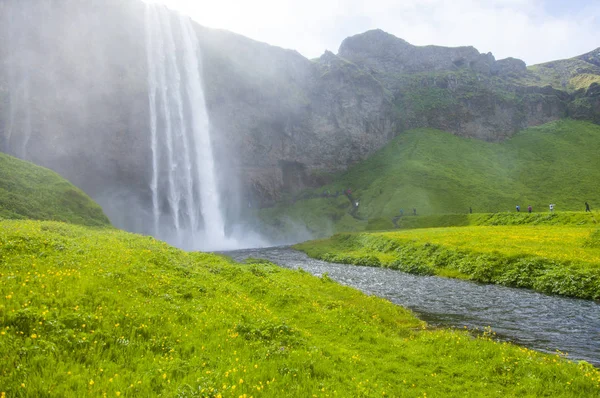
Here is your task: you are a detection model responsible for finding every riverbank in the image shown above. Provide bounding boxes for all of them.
[1,220,599,396]
[294,225,600,300]
[227,246,600,366]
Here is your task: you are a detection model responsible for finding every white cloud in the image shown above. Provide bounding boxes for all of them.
[147,0,600,64]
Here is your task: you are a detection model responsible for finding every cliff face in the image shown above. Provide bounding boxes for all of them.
[198,34,396,204]
[199,28,600,204]
[0,0,599,232]
[336,30,599,141]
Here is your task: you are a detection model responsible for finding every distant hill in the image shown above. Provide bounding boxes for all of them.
[0,152,110,226]
[258,119,600,239]
[523,48,600,91]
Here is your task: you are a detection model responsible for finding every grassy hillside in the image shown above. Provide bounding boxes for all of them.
[1,220,599,396]
[521,53,600,91]
[259,119,600,239]
[0,153,110,227]
[295,224,600,300]
[395,211,599,230]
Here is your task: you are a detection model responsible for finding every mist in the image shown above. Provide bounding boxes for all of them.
[6,0,585,250]
[1,0,319,251]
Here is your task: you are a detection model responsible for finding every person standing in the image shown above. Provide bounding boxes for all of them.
[469,207,472,214]
[549,204,554,213]
[585,202,591,212]
[413,208,417,216]
[516,205,520,212]
[527,205,532,213]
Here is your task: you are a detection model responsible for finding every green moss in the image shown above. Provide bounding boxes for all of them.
[1,219,599,396]
[569,74,600,90]
[0,153,110,226]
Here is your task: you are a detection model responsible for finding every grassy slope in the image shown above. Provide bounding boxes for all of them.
[395,211,599,230]
[0,153,110,227]
[522,58,600,91]
[1,220,599,397]
[259,119,600,239]
[295,224,600,300]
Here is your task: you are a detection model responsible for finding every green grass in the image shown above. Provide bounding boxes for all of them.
[295,224,600,300]
[395,211,599,230]
[520,58,600,91]
[257,195,365,240]
[1,220,600,397]
[0,153,110,227]
[260,119,600,239]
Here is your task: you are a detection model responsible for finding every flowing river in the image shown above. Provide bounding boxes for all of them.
[224,246,600,366]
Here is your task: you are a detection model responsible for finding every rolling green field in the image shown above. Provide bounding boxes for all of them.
[295,223,600,300]
[259,119,600,239]
[1,220,600,397]
[0,153,110,227]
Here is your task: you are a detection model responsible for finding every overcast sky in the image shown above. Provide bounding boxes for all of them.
[144,0,600,65]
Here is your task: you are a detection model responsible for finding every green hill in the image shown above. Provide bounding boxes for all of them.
[258,119,600,238]
[1,219,599,396]
[0,152,110,227]
[520,48,600,91]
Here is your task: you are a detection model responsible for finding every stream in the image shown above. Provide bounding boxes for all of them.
[224,246,600,366]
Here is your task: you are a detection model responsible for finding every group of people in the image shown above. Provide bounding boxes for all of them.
[512,202,592,213]
[398,208,417,216]
[515,205,534,213]
[331,187,593,216]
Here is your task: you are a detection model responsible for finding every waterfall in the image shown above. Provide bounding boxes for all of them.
[3,2,33,160]
[144,4,230,251]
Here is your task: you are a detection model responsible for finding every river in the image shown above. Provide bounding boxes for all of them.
[224,246,600,366]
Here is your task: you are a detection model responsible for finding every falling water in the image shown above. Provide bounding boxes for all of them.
[3,2,33,160]
[144,5,229,250]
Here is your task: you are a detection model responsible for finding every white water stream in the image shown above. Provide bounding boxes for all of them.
[145,5,239,250]
[4,2,33,160]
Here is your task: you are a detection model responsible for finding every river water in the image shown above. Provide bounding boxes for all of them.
[224,246,600,366]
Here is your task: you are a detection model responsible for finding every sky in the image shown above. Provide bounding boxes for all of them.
[143,0,600,65]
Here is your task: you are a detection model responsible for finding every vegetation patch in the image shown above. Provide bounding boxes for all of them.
[260,119,600,239]
[519,57,600,91]
[394,211,599,230]
[1,220,599,396]
[0,153,110,227]
[295,225,600,300]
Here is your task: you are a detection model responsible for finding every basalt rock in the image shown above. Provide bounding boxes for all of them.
[495,58,527,77]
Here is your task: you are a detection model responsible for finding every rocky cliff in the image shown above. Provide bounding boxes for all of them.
[0,0,599,234]
[337,30,599,141]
